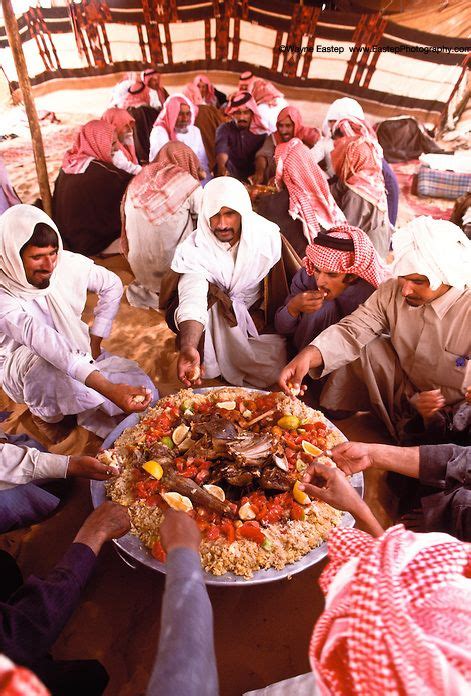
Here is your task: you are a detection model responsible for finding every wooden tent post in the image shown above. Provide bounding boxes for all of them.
[1,0,52,215]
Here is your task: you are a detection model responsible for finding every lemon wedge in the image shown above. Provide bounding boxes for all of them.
[142,460,163,480]
[203,484,226,502]
[293,480,311,505]
[172,423,190,445]
[161,492,193,512]
[216,400,237,410]
[301,441,323,457]
[277,415,300,430]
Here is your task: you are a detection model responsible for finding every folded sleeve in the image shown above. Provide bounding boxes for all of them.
[0,443,68,488]
[0,309,96,385]
[87,264,123,338]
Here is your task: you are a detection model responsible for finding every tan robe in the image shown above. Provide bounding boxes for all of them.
[310,279,471,440]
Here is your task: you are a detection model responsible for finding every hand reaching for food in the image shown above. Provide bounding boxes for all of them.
[160,509,201,554]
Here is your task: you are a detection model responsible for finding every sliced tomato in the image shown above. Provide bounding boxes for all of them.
[181,465,198,479]
[237,522,266,545]
[151,540,166,562]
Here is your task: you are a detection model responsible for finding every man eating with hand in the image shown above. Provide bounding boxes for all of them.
[274,224,388,351]
[279,217,471,444]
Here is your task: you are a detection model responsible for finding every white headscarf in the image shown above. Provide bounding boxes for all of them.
[171,177,281,337]
[392,216,471,290]
[0,204,94,352]
[322,97,365,137]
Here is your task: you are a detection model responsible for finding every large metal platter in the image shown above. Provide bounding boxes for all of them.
[91,388,364,586]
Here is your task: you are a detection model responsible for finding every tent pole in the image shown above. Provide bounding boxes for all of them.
[1,0,52,215]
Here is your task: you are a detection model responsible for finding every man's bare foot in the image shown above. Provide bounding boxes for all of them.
[30,414,76,444]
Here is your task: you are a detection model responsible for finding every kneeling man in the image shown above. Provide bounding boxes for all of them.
[170,177,287,388]
[0,205,155,440]
[279,217,471,443]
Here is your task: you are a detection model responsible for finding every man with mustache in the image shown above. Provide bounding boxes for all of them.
[214,92,268,181]
[170,177,286,389]
[0,205,155,443]
[274,224,388,352]
[279,217,471,444]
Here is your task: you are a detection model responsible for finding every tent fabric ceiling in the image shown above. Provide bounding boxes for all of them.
[0,1,469,122]
[350,1,470,38]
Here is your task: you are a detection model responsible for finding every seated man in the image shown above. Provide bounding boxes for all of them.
[0,205,154,442]
[169,177,287,389]
[193,74,227,109]
[122,142,204,310]
[52,120,132,256]
[0,500,129,695]
[142,68,169,109]
[0,429,119,532]
[274,225,388,352]
[330,439,471,542]
[279,216,471,444]
[214,92,267,181]
[252,105,320,185]
[237,71,287,133]
[101,108,142,176]
[330,116,391,258]
[312,97,399,226]
[149,95,210,183]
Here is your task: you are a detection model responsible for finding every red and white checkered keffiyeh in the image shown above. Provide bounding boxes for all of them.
[127,141,201,225]
[309,525,471,696]
[102,108,138,164]
[62,120,114,174]
[331,116,387,212]
[274,106,320,148]
[0,653,50,695]
[274,138,346,242]
[121,80,150,109]
[154,94,196,141]
[304,224,390,288]
[193,74,217,107]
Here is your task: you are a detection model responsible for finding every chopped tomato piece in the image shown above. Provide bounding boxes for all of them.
[151,540,166,562]
[181,466,198,479]
[290,502,305,521]
[221,519,236,543]
[261,504,284,524]
[237,522,266,545]
[206,525,221,541]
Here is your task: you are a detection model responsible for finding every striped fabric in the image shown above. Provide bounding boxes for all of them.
[417,165,471,200]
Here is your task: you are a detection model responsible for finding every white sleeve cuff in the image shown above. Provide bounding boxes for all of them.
[35,451,69,480]
[68,354,98,383]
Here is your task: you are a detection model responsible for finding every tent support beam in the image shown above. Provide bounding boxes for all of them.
[1,0,52,215]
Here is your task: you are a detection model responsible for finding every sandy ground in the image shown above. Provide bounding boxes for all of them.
[0,78,468,695]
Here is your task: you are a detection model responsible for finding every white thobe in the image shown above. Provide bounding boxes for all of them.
[149,125,211,182]
[175,242,286,388]
[0,262,154,436]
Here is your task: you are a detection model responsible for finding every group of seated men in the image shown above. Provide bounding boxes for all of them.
[0,66,470,695]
